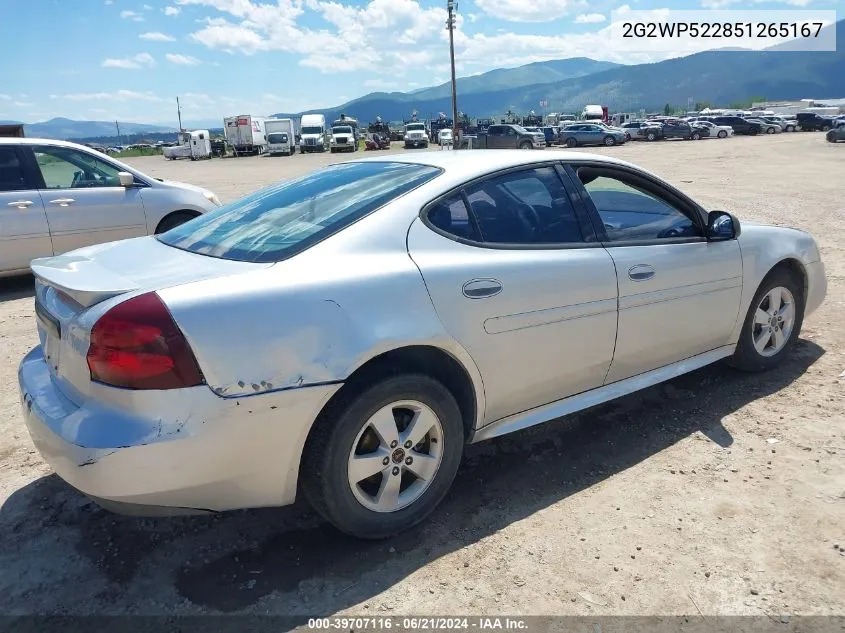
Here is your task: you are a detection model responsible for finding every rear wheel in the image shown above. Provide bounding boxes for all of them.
[718,130,727,138]
[301,374,464,539]
[646,131,657,142]
[604,136,616,146]
[728,268,804,372]
[691,132,701,140]
[566,137,577,148]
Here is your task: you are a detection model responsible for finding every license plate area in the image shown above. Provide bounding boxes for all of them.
[34,299,62,371]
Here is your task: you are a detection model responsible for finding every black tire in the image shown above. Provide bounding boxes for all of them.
[301,374,464,539]
[565,137,577,148]
[827,131,837,143]
[718,130,727,138]
[691,132,701,140]
[786,125,794,132]
[603,136,616,146]
[766,127,775,134]
[519,141,533,150]
[750,129,759,136]
[822,125,831,132]
[727,267,804,372]
[155,211,197,234]
[646,131,657,142]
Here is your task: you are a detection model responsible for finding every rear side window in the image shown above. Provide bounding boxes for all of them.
[0,147,26,192]
[158,162,440,263]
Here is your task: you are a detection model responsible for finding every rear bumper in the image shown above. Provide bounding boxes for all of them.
[18,347,340,513]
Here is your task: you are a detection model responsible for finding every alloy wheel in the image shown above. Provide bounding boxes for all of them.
[752,286,796,357]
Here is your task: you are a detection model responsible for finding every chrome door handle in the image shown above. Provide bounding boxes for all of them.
[49,198,75,206]
[7,200,33,208]
[462,278,503,299]
[628,264,655,281]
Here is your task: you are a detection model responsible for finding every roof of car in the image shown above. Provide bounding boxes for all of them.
[0,137,92,147]
[349,149,646,180]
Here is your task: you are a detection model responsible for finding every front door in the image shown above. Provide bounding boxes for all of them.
[407,164,618,424]
[27,144,149,254]
[0,145,53,273]
[567,163,743,383]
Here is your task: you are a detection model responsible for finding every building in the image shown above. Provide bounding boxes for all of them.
[0,124,24,137]
[751,99,845,116]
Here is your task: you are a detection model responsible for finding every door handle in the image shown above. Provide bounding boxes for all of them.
[7,200,33,208]
[462,278,503,299]
[628,264,655,281]
[50,198,75,206]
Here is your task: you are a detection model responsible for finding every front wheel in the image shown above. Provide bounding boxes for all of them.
[646,132,657,142]
[786,125,795,132]
[603,136,616,146]
[519,141,533,150]
[827,130,837,143]
[691,132,701,140]
[300,374,464,539]
[565,137,577,148]
[766,127,775,134]
[727,269,804,372]
[718,130,727,138]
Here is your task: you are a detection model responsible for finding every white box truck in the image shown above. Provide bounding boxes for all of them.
[299,114,329,153]
[223,115,268,156]
[264,118,295,156]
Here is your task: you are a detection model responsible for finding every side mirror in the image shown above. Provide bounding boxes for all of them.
[118,172,135,187]
[707,210,740,241]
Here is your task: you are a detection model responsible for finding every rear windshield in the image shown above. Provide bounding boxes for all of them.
[267,133,288,143]
[157,162,441,263]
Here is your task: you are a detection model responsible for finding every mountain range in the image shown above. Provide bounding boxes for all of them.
[276,19,845,123]
[6,20,844,141]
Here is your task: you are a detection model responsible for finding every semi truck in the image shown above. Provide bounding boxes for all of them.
[223,115,268,156]
[264,118,295,156]
[299,113,329,152]
[163,130,212,160]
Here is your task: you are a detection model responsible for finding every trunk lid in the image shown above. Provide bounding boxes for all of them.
[31,236,269,404]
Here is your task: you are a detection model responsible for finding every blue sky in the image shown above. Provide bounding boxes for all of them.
[0,0,840,126]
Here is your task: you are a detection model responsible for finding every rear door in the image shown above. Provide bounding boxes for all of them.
[565,162,743,383]
[0,145,53,273]
[28,143,149,254]
[407,163,619,424]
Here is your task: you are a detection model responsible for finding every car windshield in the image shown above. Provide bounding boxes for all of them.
[301,126,322,134]
[406,124,426,131]
[512,125,530,134]
[157,162,441,263]
[333,126,353,134]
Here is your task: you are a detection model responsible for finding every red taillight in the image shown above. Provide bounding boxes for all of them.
[87,292,204,390]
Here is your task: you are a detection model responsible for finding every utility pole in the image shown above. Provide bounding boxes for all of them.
[446,0,459,148]
[115,120,121,144]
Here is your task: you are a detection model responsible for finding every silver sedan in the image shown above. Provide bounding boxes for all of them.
[0,138,221,278]
[19,151,827,538]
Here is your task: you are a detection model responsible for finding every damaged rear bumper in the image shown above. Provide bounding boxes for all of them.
[18,346,340,514]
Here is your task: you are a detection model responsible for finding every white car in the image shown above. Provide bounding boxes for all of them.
[19,151,826,539]
[693,120,734,139]
[0,137,221,278]
[438,129,454,146]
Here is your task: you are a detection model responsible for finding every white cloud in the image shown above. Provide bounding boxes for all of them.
[473,0,575,22]
[101,53,157,69]
[166,53,202,65]
[52,90,165,102]
[466,13,480,22]
[104,0,113,4]
[363,78,397,89]
[575,12,606,23]
[143,3,154,9]
[164,5,182,15]
[140,31,177,41]
[14,101,34,107]
[0,94,11,100]
[120,9,145,21]
[702,0,816,6]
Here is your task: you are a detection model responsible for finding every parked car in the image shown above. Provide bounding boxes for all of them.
[658,119,705,140]
[471,124,545,150]
[826,127,845,142]
[765,116,798,132]
[707,116,762,136]
[796,112,836,132]
[620,121,663,141]
[561,123,627,147]
[0,138,221,278]
[522,127,549,147]
[540,127,557,146]
[437,129,453,146]
[833,115,845,129]
[18,151,827,538]
[691,120,733,139]
[746,118,781,134]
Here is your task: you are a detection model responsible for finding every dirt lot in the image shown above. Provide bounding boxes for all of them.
[1,135,843,619]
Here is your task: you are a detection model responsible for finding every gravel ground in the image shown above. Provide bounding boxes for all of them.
[1,134,843,619]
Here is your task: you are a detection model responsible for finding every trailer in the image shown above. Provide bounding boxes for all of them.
[223,115,268,156]
[163,130,212,160]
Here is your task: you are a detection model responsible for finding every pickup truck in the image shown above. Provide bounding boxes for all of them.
[467,124,545,150]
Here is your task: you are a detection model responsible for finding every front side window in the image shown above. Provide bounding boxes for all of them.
[576,170,701,242]
[0,147,27,192]
[461,167,584,245]
[34,145,122,189]
[158,162,441,263]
